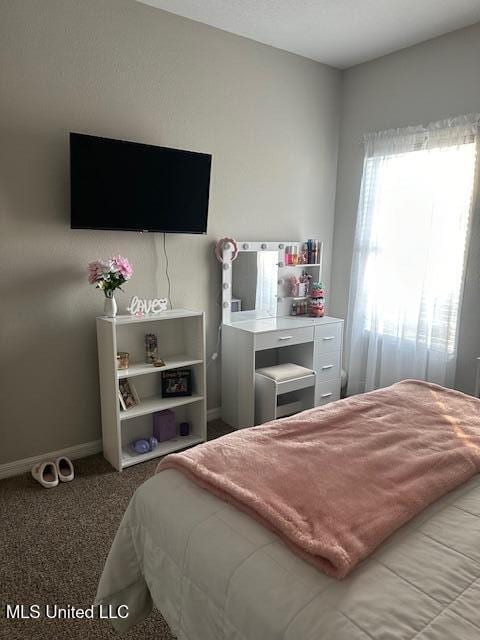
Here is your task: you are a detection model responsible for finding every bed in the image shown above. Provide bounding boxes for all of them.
[96,381,480,639]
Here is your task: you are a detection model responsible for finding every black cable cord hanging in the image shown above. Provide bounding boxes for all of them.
[163,232,173,309]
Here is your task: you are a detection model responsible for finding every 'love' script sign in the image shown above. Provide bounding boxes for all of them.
[126,296,168,316]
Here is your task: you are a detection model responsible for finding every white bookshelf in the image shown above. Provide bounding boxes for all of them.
[96,310,206,471]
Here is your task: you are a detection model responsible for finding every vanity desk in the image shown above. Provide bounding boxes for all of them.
[220,241,344,428]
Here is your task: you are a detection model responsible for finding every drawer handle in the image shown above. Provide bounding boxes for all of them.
[278,335,293,341]
[321,364,334,370]
[322,336,335,341]
[321,392,333,398]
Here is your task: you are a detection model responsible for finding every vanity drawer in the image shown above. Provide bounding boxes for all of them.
[314,350,341,382]
[254,327,314,352]
[314,322,343,353]
[315,379,341,406]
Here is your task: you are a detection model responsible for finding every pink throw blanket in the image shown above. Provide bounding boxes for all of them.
[157,380,480,578]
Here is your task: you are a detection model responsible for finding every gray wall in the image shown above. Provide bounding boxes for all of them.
[0,0,341,464]
[330,23,480,395]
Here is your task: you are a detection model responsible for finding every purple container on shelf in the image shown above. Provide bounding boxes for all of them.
[153,409,176,442]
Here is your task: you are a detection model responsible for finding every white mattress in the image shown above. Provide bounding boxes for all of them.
[96,469,480,639]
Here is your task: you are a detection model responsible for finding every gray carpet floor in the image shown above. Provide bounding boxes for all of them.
[0,420,232,640]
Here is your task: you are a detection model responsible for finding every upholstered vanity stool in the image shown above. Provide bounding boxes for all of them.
[255,363,315,424]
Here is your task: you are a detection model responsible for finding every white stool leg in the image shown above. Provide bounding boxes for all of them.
[255,374,277,424]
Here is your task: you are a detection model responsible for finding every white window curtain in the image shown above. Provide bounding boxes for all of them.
[346,114,479,395]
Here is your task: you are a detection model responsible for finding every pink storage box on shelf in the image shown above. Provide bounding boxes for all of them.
[153,409,176,442]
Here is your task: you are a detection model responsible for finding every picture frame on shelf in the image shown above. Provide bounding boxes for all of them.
[118,378,140,411]
[161,369,192,398]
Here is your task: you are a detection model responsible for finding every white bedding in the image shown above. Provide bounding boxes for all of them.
[96,469,480,639]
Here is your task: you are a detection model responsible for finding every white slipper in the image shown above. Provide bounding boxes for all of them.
[55,456,74,482]
[31,461,58,489]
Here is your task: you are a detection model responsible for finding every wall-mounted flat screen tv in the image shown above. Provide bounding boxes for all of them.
[70,133,212,233]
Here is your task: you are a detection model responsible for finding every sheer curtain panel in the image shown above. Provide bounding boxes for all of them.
[346,114,479,395]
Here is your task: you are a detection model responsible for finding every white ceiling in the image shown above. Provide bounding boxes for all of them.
[137,0,480,68]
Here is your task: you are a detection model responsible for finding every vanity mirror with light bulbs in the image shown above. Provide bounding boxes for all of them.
[221,240,344,429]
[222,240,325,322]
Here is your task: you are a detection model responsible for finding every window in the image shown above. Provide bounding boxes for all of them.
[347,115,478,393]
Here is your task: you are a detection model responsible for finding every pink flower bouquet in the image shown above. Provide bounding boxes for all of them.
[87,256,133,297]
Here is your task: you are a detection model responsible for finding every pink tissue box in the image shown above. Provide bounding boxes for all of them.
[153,409,176,442]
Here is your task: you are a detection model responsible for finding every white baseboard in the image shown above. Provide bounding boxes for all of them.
[0,439,103,480]
[207,407,221,421]
[1,410,222,480]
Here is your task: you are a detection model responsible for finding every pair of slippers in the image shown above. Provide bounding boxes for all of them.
[31,457,74,488]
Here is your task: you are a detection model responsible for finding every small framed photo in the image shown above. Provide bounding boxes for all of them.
[161,369,192,398]
[118,378,140,411]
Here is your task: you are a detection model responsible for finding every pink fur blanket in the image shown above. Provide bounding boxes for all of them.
[156,380,480,578]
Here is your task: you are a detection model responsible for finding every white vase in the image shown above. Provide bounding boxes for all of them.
[104,293,117,318]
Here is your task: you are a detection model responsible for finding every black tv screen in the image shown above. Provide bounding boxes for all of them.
[70,133,211,233]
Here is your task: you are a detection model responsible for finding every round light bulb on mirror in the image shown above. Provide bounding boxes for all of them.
[261,243,267,249]
[242,243,249,250]
[223,283,229,289]
[278,244,284,249]
[223,263,230,270]
[223,301,229,308]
